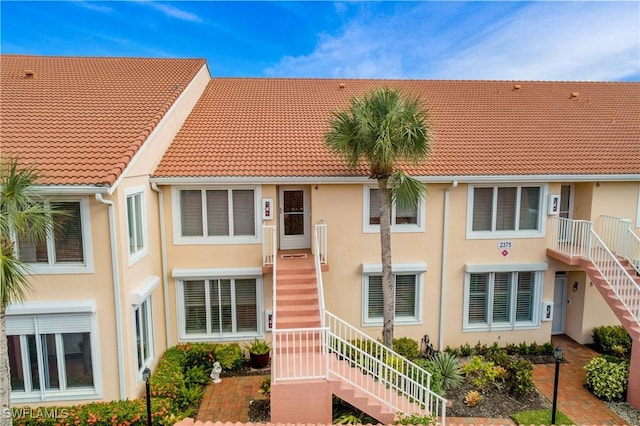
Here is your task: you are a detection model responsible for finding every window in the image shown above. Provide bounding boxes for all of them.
[126,189,147,263]
[179,277,260,340]
[464,269,542,331]
[468,185,544,238]
[6,307,100,402]
[134,298,153,374]
[362,264,424,325]
[176,188,257,242]
[363,187,424,233]
[15,198,92,274]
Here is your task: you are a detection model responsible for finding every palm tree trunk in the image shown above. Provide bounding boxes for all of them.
[0,305,12,425]
[378,179,394,348]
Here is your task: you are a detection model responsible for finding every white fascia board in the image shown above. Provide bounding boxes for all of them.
[465,263,548,273]
[416,174,640,184]
[6,299,97,315]
[109,63,211,195]
[151,173,639,186]
[172,267,263,280]
[31,185,110,195]
[362,262,428,274]
[150,176,373,185]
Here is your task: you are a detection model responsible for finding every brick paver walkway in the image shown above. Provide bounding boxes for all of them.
[196,335,631,425]
[196,374,268,422]
[532,334,627,425]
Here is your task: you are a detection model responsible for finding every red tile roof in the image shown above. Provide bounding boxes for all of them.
[154,79,639,179]
[1,55,206,186]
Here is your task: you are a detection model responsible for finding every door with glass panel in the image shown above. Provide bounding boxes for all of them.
[279,187,310,250]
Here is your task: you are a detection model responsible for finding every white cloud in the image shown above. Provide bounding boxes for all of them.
[141,1,202,23]
[74,1,113,14]
[265,2,640,81]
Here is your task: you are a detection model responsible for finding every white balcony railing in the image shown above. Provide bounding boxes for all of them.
[596,215,640,274]
[263,223,276,267]
[314,220,328,265]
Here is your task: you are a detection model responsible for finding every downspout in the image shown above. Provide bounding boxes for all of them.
[439,181,458,351]
[95,193,127,400]
[151,183,172,347]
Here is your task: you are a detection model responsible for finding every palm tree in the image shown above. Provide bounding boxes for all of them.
[1,158,57,425]
[325,87,433,348]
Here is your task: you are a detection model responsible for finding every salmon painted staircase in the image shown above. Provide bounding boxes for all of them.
[272,255,403,424]
[547,215,640,410]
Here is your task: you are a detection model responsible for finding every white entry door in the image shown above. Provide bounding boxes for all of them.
[279,187,310,250]
[552,274,567,334]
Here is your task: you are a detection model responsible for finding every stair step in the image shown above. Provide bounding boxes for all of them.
[277,304,320,315]
[276,317,322,328]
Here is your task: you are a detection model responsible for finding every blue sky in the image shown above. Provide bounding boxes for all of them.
[1,1,639,81]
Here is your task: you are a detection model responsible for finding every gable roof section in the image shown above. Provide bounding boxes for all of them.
[1,55,206,187]
[153,78,640,180]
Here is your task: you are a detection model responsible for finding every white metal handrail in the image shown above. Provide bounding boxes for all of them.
[590,232,640,325]
[325,311,447,421]
[548,216,640,326]
[547,216,593,258]
[273,327,328,381]
[314,223,327,327]
[596,216,640,274]
[263,223,276,267]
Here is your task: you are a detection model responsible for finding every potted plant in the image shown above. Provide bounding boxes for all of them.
[245,339,271,369]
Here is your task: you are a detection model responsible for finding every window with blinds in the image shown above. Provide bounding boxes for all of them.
[17,200,85,265]
[364,273,420,324]
[182,278,259,338]
[134,297,153,373]
[465,271,540,330]
[180,189,255,238]
[366,187,421,231]
[471,186,542,234]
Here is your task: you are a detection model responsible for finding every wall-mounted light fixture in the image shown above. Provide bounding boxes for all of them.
[572,282,579,293]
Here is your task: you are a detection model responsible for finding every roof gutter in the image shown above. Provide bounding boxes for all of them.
[95,193,127,400]
[31,185,111,195]
[439,180,458,351]
[151,182,172,347]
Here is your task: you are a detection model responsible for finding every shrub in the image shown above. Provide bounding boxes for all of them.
[395,413,438,425]
[443,345,459,356]
[540,341,554,356]
[185,365,211,388]
[412,358,443,396]
[584,356,629,401]
[182,342,216,368]
[592,325,632,358]
[462,356,499,390]
[214,343,245,369]
[459,342,473,357]
[393,337,420,360]
[258,375,271,398]
[505,358,534,397]
[430,352,464,391]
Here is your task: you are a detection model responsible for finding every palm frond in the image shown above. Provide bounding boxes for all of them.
[388,170,427,210]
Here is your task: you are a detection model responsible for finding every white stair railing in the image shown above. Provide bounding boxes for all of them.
[548,216,640,327]
[263,223,276,267]
[325,311,447,421]
[590,232,640,326]
[596,216,640,274]
[315,220,328,265]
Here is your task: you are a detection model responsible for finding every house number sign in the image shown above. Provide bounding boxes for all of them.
[497,241,513,257]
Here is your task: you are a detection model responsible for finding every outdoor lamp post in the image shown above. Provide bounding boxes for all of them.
[142,367,152,426]
[551,346,563,425]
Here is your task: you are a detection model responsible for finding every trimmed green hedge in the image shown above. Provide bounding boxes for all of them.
[13,342,243,426]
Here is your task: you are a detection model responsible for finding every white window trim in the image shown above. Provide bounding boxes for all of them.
[172,186,262,245]
[176,268,263,342]
[466,184,547,240]
[125,186,149,266]
[6,300,103,403]
[132,297,154,383]
[22,197,94,275]
[462,265,544,332]
[362,186,425,234]
[361,263,426,326]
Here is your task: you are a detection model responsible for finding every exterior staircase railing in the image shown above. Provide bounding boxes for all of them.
[272,222,446,423]
[263,223,278,376]
[325,311,447,421]
[548,216,640,326]
[596,215,640,274]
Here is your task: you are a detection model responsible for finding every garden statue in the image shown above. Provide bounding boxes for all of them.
[210,361,222,383]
